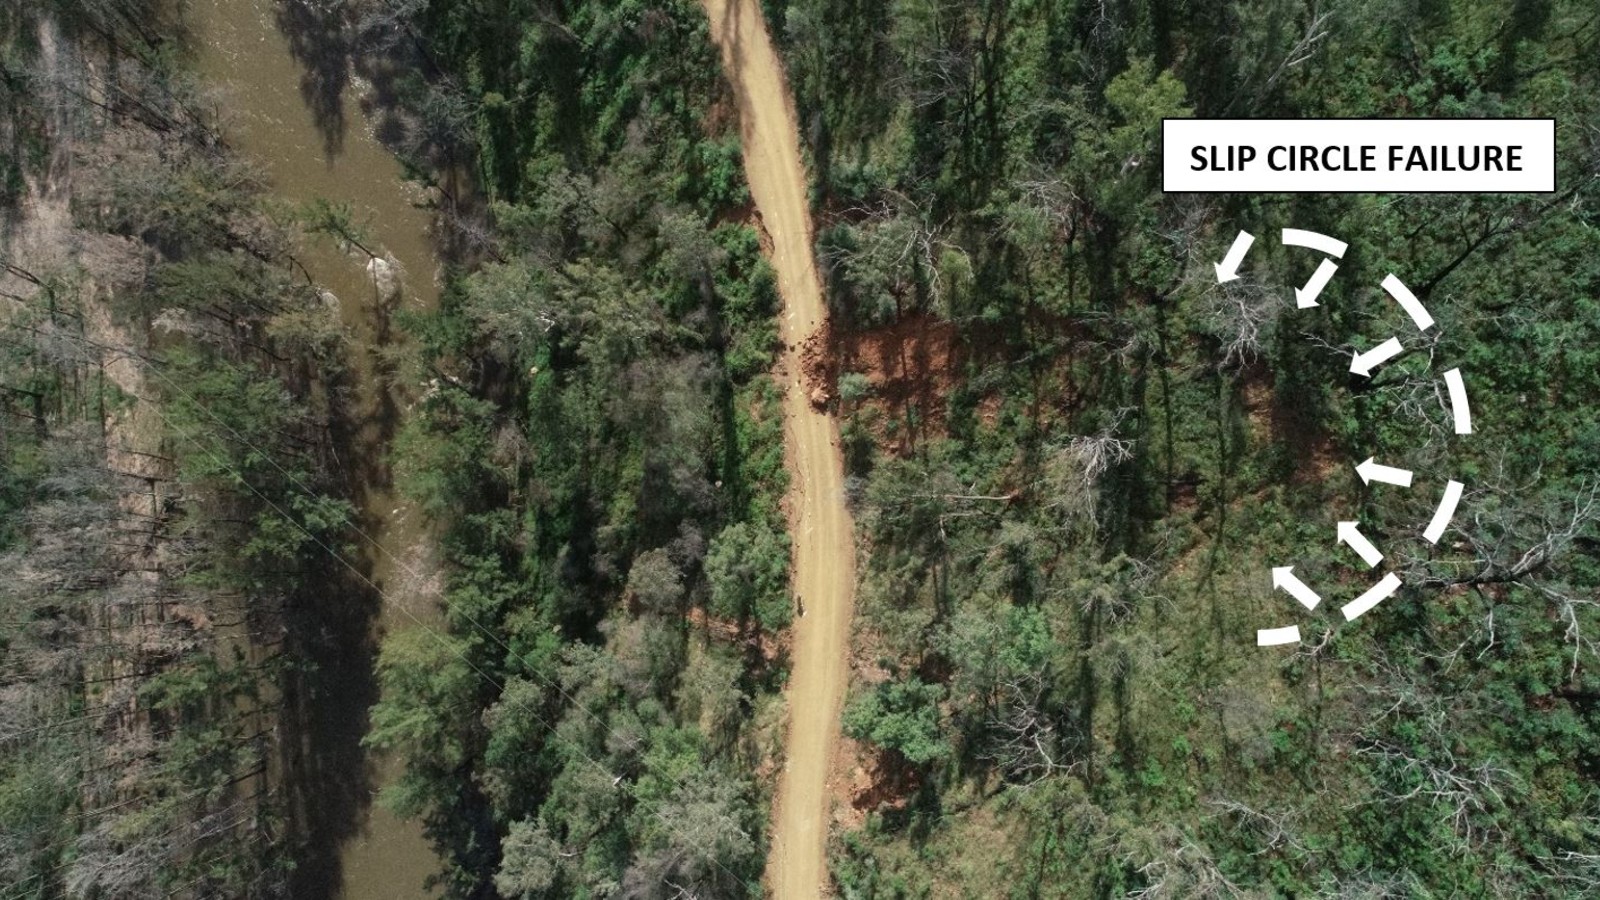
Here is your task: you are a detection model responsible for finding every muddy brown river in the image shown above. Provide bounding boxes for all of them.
[191,0,445,896]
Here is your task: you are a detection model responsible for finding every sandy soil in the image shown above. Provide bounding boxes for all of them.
[701,1,858,896]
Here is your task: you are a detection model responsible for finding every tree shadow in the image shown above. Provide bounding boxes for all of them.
[276,557,382,900]
[269,0,490,266]
[277,289,424,899]
[275,0,352,158]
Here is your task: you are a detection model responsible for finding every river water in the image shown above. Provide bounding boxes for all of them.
[190,1,444,897]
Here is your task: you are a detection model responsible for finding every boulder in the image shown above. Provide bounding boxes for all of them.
[366,255,402,304]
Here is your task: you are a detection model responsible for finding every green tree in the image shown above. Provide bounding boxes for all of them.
[364,629,479,819]
[704,520,792,630]
[494,819,565,899]
[843,677,949,766]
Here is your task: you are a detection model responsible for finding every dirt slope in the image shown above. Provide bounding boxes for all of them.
[701,1,857,896]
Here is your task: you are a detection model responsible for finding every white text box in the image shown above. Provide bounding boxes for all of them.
[1162,119,1555,193]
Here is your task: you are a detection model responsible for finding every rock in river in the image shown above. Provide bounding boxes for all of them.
[367,255,402,305]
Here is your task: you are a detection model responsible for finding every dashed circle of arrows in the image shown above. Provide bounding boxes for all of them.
[1215,229,1472,648]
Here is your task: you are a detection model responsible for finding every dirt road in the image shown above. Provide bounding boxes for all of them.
[702,1,857,896]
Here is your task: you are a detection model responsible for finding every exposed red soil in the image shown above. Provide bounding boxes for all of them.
[802,311,971,455]
[686,605,791,664]
[850,747,921,814]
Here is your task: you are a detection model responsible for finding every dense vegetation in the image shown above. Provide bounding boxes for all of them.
[2,2,352,896]
[353,1,789,897]
[762,0,1600,896]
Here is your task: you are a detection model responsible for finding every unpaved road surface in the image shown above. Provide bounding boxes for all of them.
[702,0,857,896]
